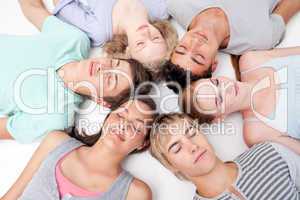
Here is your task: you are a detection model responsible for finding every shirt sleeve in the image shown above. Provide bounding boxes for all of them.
[271,143,300,191]
[270,14,286,48]
[6,112,66,143]
[40,15,90,68]
[52,0,103,46]
[41,15,76,34]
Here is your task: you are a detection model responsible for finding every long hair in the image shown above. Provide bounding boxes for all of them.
[103,20,178,77]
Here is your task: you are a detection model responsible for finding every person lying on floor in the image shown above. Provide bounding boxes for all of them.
[2,98,157,200]
[150,113,300,200]
[0,0,152,143]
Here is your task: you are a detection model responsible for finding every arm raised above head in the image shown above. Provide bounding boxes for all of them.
[239,47,300,71]
[19,0,51,31]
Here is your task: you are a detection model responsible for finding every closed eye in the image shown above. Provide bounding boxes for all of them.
[172,144,181,154]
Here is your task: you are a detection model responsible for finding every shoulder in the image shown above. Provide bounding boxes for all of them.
[43,16,90,47]
[41,131,70,151]
[126,178,152,200]
[239,50,273,72]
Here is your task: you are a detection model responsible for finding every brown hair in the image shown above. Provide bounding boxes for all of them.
[230,55,241,81]
[69,97,158,154]
[103,20,178,77]
[102,58,153,110]
[181,84,215,124]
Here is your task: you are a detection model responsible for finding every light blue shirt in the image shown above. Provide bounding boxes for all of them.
[0,16,90,143]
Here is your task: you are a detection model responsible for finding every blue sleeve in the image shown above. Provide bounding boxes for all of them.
[41,15,79,34]
[53,0,105,46]
[6,112,66,143]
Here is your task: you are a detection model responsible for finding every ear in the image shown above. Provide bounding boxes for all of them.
[211,59,218,72]
[125,46,132,58]
[212,114,226,123]
[137,139,150,151]
[95,97,111,108]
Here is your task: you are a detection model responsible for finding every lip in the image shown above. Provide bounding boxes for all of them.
[137,24,149,32]
[89,62,93,76]
[194,150,207,164]
[115,132,126,142]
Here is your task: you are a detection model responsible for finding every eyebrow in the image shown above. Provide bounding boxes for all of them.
[174,45,187,55]
[175,47,203,66]
[136,118,144,124]
[209,79,219,107]
[185,125,192,135]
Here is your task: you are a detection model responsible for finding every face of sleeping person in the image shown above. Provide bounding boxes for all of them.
[127,23,167,64]
[160,117,217,178]
[188,77,245,117]
[101,99,155,155]
[75,57,133,99]
[171,29,218,76]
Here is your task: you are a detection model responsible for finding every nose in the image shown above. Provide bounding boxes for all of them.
[190,143,199,154]
[184,139,199,154]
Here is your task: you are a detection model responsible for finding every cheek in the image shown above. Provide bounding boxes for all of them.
[169,153,192,171]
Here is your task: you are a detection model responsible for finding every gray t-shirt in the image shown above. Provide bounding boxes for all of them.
[193,143,300,200]
[167,0,285,55]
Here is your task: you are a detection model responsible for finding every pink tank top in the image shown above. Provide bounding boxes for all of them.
[55,153,102,198]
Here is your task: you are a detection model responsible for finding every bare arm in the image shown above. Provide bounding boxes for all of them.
[239,47,300,71]
[0,118,12,140]
[19,0,51,31]
[126,179,152,200]
[1,131,69,200]
[273,0,300,24]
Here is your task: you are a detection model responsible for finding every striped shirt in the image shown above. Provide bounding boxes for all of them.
[193,143,300,200]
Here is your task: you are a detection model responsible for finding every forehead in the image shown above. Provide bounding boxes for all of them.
[116,60,132,76]
[157,118,193,147]
[194,79,216,95]
[120,100,153,119]
[193,80,218,112]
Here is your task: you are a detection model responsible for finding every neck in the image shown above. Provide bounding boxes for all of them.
[190,8,230,47]
[113,0,149,34]
[235,81,257,112]
[192,160,238,198]
[79,140,124,175]
[123,14,149,36]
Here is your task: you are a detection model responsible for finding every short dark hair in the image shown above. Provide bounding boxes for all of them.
[69,97,158,154]
[103,58,153,109]
[161,60,212,93]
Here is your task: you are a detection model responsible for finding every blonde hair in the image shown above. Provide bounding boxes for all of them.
[103,20,178,77]
[150,113,194,180]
